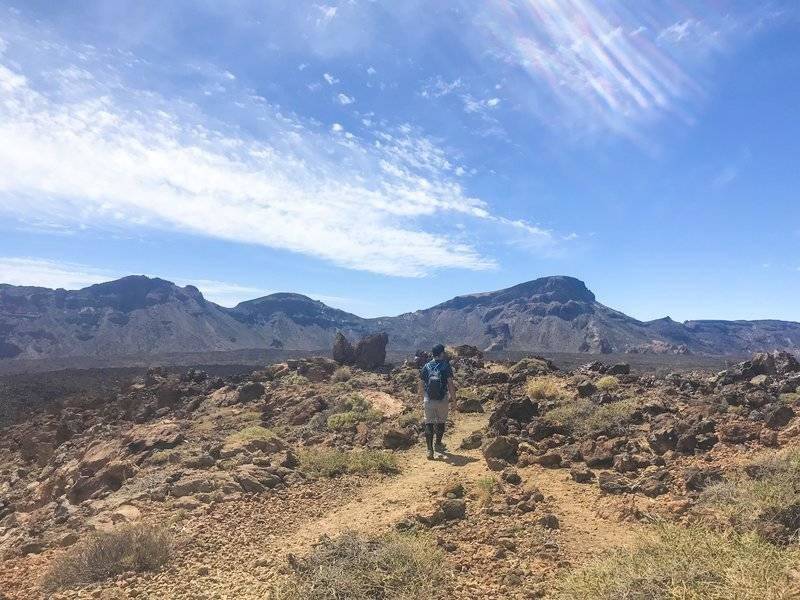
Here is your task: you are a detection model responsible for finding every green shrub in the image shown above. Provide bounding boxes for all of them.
[700,449,800,539]
[281,372,310,386]
[543,397,637,437]
[595,375,620,391]
[273,531,445,600]
[326,394,382,431]
[779,392,799,405]
[42,524,171,591]
[551,524,799,600]
[300,449,399,478]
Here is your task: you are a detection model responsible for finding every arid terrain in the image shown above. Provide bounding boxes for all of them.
[2,341,800,599]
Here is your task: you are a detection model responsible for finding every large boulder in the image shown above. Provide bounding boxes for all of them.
[482,436,518,464]
[354,332,389,369]
[332,332,356,365]
[382,428,416,450]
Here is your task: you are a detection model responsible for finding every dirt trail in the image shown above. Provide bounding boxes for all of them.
[276,408,638,562]
[279,411,490,555]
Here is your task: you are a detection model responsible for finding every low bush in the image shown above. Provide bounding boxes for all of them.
[299,449,399,478]
[543,397,637,437]
[700,449,800,541]
[595,375,620,391]
[397,410,423,429]
[551,524,800,600]
[331,366,352,383]
[525,376,565,401]
[327,393,382,431]
[273,531,445,600]
[42,524,172,591]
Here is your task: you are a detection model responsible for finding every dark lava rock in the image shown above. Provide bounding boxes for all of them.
[684,467,723,493]
[440,498,467,521]
[538,514,560,529]
[483,436,519,463]
[570,466,595,483]
[237,382,265,403]
[460,430,483,450]
[354,332,388,369]
[332,332,356,365]
[382,427,417,450]
[765,405,794,429]
[456,398,484,413]
[502,468,522,485]
[598,472,632,494]
[577,380,597,398]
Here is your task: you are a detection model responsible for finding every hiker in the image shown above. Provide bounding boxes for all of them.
[418,344,456,460]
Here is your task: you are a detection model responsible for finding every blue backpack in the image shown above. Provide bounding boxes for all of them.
[424,361,448,401]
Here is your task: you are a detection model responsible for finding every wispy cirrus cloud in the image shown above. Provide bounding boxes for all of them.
[0,16,563,278]
[468,0,778,141]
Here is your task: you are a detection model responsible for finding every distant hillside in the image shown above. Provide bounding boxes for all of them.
[1,275,798,362]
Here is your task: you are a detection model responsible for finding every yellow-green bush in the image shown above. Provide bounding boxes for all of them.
[299,449,399,478]
[543,397,637,437]
[595,375,620,391]
[326,394,382,431]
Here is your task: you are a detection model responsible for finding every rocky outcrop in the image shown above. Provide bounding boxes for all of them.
[332,332,356,365]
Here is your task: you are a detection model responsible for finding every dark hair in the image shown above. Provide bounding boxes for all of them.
[431,344,445,357]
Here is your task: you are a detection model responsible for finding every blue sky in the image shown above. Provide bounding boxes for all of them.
[0,1,798,321]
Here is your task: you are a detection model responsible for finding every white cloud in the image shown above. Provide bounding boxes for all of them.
[0,44,505,277]
[315,5,338,27]
[486,97,501,108]
[323,72,339,85]
[0,257,111,290]
[0,256,266,306]
[181,279,267,306]
[420,76,462,99]
[468,1,757,140]
[366,66,376,76]
[336,92,354,105]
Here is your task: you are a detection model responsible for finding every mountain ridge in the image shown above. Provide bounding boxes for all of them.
[1,274,798,361]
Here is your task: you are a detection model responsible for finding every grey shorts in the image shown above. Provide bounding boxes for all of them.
[423,394,449,424]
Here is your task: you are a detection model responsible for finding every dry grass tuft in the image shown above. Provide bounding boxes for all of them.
[551,524,800,600]
[699,449,800,541]
[41,524,171,591]
[595,375,620,391]
[526,376,566,401]
[273,531,445,600]
[299,449,399,478]
[474,476,496,507]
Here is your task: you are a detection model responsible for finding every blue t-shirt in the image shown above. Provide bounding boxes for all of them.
[420,359,454,389]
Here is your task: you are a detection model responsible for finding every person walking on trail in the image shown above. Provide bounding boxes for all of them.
[418,344,456,460]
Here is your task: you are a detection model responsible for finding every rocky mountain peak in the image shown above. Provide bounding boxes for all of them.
[78,276,205,312]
